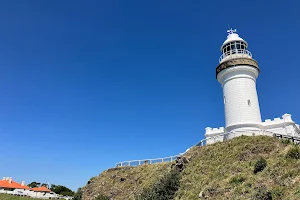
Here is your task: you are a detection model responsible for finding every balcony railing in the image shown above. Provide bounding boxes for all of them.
[219,49,252,63]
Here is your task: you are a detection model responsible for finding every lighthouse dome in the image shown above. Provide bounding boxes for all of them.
[221,32,248,51]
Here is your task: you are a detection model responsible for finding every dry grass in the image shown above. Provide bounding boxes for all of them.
[82,136,300,200]
[82,162,171,200]
[175,136,300,200]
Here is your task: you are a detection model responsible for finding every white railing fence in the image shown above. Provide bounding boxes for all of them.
[115,155,180,167]
[115,129,300,167]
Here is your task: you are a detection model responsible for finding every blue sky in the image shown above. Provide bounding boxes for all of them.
[0,0,299,191]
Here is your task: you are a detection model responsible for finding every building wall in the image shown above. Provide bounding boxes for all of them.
[0,189,66,199]
[218,65,262,130]
[204,114,300,145]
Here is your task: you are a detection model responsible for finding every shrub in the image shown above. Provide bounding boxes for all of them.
[254,158,267,174]
[230,175,245,185]
[51,185,74,196]
[253,188,272,200]
[281,139,291,145]
[294,186,300,196]
[271,186,284,199]
[286,146,300,160]
[87,177,96,184]
[136,168,180,200]
[95,194,109,200]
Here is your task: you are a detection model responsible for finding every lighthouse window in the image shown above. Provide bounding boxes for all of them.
[224,96,226,104]
[222,41,248,54]
[226,46,230,52]
[248,99,251,106]
[241,42,247,50]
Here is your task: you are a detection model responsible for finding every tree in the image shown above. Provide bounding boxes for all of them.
[50,184,56,191]
[73,188,82,200]
[51,185,74,196]
[41,183,48,188]
[28,182,41,188]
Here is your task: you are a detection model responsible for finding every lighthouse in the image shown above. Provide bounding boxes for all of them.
[203,29,300,145]
[216,29,262,132]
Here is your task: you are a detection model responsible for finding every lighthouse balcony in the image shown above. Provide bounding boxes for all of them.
[219,49,252,63]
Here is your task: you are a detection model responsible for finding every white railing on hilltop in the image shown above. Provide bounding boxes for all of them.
[219,49,252,63]
[200,129,300,146]
[115,129,300,167]
[115,155,180,167]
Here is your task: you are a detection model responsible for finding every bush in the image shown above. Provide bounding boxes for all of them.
[254,158,267,174]
[87,177,96,184]
[281,139,291,145]
[136,168,180,200]
[230,175,245,185]
[95,194,109,200]
[51,185,74,196]
[253,188,272,200]
[271,186,284,199]
[286,146,300,160]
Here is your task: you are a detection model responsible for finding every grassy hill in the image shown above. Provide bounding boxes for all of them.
[82,136,300,200]
[82,162,170,200]
[0,194,43,200]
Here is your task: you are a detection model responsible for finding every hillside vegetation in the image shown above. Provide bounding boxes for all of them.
[82,163,170,200]
[82,136,300,200]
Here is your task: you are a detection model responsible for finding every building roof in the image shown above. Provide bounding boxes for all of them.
[30,186,52,193]
[0,180,30,190]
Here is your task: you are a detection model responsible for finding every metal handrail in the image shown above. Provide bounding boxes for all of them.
[219,49,252,63]
[115,155,180,167]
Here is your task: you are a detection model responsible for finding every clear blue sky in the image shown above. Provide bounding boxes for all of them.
[0,0,299,191]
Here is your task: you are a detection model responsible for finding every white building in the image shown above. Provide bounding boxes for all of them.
[0,177,73,199]
[204,29,300,144]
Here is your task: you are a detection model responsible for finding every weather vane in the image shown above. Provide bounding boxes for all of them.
[227,28,237,35]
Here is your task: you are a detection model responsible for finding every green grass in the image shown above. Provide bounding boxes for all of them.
[0,194,43,200]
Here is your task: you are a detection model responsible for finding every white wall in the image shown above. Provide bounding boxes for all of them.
[204,114,300,145]
[217,65,262,131]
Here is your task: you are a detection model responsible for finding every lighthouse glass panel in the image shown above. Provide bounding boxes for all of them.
[226,45,230,52]
[223,41,248,56]
[236,42,241,49]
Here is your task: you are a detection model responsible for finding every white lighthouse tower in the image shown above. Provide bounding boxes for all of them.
[217,29,262,132]
[203,28,300,145]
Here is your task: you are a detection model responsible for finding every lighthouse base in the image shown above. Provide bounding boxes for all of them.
[204,114,300,145]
